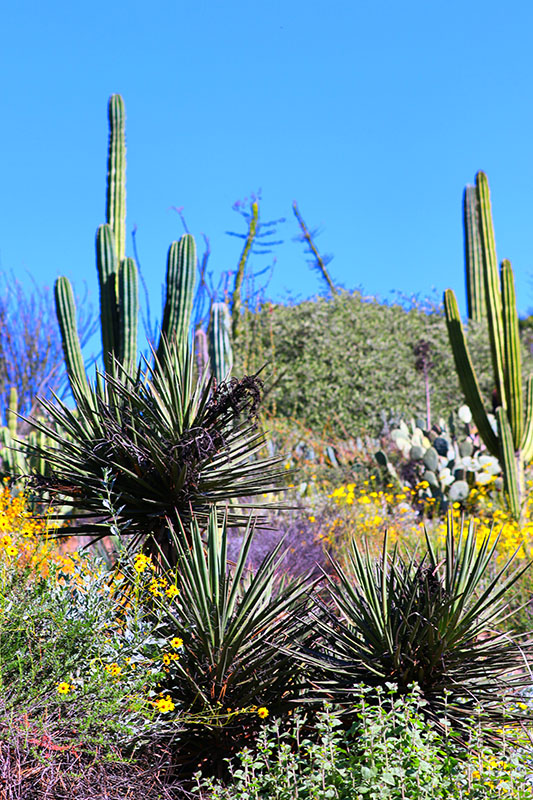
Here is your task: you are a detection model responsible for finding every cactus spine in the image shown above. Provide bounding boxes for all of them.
[445,171,533,519]
[55,95,197,401]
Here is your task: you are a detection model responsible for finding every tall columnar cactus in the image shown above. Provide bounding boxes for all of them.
[208,303,233,384]
[55,95,197,402]
[445,171,533,519]
[463,184,486,322]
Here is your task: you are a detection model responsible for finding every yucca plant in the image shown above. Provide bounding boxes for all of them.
[136,508,310,774]
[294,517,533,742]
[26,338,286,564]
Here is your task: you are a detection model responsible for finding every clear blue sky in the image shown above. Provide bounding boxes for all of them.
[1,0,533,331]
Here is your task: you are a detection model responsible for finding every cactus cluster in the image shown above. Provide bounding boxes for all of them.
[55,95,198,403]
[375,406,501,509]
[445,171,533,519]
[0,388,47,477]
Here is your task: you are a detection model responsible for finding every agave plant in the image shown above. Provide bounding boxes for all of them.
[133,507,310,774]
[295,517,533,740]
[26,338,286,564]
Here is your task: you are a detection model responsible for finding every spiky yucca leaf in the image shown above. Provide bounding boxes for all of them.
[27,338,286,563]
[294,518,532,741]
[130,508,310,772]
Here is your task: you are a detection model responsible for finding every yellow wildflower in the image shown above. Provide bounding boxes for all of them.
[155,695,175,713]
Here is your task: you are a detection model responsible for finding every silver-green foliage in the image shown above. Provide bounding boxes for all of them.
[196,688,533,800]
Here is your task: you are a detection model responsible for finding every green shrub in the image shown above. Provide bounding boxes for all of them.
[195,686,533,799]
[0,552,165,750]
[234,291,500,437]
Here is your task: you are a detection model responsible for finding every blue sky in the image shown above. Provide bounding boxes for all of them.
[1,0,533,330]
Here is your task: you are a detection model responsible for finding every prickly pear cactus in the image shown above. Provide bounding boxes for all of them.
[379,404,502,512]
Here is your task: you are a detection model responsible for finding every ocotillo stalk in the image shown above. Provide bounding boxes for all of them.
[209,303,233,384]
[463,185,485,322]
[231,202,258,342]
[293,202,338,296]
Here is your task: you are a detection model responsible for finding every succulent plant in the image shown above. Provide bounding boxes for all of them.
[55,95,197,404]
[445,171,533,519]
[208,302,233,383]
[0,387,49,477]
[379,405,501,511]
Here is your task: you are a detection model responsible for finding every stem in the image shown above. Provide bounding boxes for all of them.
[292,202,338,295]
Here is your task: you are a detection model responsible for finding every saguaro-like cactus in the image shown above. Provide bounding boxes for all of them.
[445,171,533,519]
[55,95,197,402]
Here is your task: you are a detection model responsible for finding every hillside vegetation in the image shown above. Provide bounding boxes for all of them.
[234,290,518,436]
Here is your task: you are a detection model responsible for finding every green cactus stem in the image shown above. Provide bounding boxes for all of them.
[445,172,533,519]
[55,277,91,404]
[7,387,17,438]
[194,327,208,379]
[106,94,126,263]
[118,257,138,375]
[96,223,120,373]
[57,95,200,398]
[157,233,197,360]
[209,303,233,384]
[463,184,485,322]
